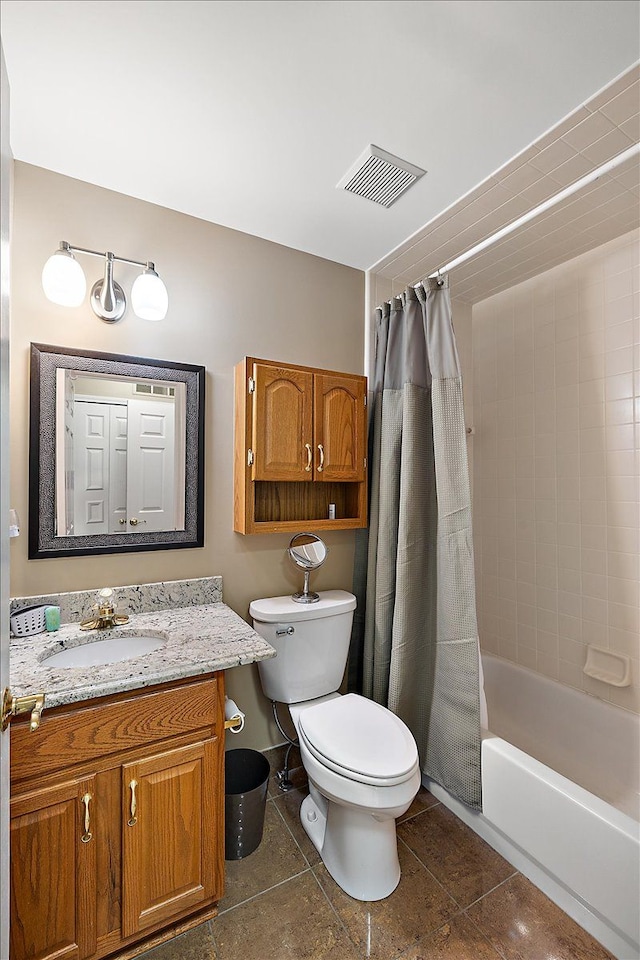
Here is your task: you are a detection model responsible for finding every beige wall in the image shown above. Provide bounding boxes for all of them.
[472,229,640,714]
[10,162,365,749]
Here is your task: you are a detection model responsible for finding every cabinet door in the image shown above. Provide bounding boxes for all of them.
[10,778,97,960]
[252,363,314,481]
[121,740,221,938]
[314,373,366,482]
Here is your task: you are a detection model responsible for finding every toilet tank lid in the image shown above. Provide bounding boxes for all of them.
[249,590,356,623]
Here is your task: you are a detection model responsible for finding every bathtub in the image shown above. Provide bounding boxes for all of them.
[422,654,640,960]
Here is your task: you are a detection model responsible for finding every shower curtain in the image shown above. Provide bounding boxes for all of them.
[350,277,482,809]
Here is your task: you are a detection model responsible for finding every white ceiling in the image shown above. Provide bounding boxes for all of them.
[1,1,639,271]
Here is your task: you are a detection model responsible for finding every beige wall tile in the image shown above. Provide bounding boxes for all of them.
[558,591,582,618]
[609,626,640,657]
[610,683,640,714]
[582,595,608,624]
[582,523,606,548]
[558,570,581,597]
[518,646,538,671]
[537,652,559,680]
[606,319,634,352]
[606,398,635,424]
[605,346,634,378]
[608,576,639,607]
[608,551,639,580]
[558,659,584,689]
[558,616,582,642]
[473,229,640,714]
[582,572,608,600]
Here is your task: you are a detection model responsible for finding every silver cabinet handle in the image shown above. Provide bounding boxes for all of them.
[317,444,324,472]
[128,779,138,826]
[304,443,312,472]
[81,793,92,843]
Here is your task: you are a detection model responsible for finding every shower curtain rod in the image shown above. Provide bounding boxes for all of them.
[400,142,640,289]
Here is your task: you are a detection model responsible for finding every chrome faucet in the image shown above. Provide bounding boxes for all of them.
[80,588,129,631]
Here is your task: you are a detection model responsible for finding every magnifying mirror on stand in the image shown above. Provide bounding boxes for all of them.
[288,533,328,603]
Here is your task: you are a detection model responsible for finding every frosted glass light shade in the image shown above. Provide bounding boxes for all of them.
[131,268,168,321]
[42,250,86,307]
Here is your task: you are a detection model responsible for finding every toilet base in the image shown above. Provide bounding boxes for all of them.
[300,793,401,901]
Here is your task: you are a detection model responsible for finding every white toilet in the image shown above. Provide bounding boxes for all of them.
[250,589,421,901]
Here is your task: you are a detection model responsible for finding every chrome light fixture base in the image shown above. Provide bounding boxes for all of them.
[90,252,127,323]
[90,277,127,323]
[42,242,167,323]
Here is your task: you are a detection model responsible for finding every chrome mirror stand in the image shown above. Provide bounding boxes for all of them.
[288,533,328,603]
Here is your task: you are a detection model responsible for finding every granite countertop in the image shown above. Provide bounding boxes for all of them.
[10,601,276,710]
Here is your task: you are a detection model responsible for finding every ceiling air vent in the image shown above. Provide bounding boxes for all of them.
[337,144,426,208]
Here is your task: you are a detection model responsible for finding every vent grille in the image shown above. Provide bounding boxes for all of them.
[337,145,426,207]
[134,382,175,398]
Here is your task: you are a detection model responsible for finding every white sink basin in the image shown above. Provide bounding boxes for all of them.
[43,634,166,668]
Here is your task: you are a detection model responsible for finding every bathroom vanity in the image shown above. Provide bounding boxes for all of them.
[7,578,275,960]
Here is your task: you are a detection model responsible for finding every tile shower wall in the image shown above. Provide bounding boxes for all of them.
[472,228,640,715]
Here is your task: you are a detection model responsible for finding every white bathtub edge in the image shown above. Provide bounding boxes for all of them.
[422,774,639,960]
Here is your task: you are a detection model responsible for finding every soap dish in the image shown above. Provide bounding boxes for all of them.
[10,604,48,638]
[583,645,630,687]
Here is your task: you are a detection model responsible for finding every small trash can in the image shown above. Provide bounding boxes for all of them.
[224,748,270,860]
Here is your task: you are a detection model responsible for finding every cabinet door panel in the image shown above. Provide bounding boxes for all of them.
[10,779,96,960]
[122,740,219,938]
[252,364,313,481]
[314,374,366,481]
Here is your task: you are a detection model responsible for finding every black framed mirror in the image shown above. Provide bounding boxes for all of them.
[29,343,205,559]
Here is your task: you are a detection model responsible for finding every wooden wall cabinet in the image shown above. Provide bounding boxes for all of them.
[9,674,225,960]
[234,357,368,534]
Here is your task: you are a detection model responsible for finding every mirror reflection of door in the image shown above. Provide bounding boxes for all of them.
[56,371,184,537]
[73,400,124,535]
[126,398,175,532]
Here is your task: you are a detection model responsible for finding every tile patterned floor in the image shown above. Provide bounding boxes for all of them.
[142,745,615,960]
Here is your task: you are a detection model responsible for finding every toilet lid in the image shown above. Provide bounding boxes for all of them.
[298,693,418,785]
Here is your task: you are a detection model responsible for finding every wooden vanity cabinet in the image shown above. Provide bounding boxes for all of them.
[9,674,225,960]
[234,357,368,533]
[121,740,219,939]
[10,776,98,960]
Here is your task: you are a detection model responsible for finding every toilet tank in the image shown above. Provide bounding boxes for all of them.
[250,590,356,704]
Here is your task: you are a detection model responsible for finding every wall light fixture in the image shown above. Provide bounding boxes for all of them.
[42,241,168,323]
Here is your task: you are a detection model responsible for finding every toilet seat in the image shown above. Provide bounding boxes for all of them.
[298,693,419,787]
